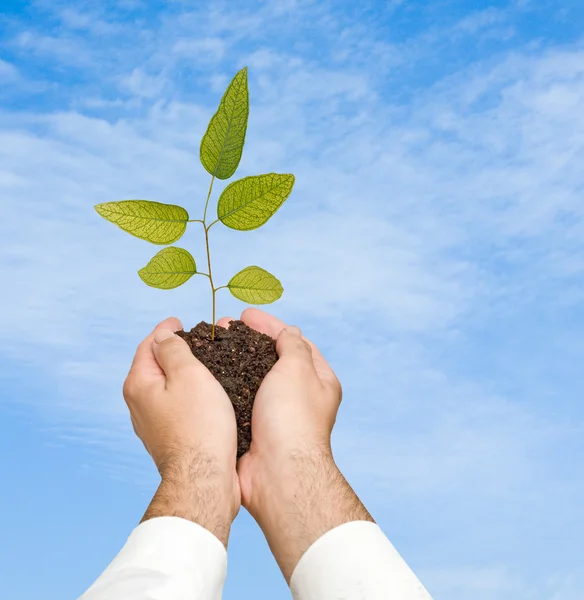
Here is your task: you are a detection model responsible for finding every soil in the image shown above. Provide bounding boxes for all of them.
[175,320,278,458]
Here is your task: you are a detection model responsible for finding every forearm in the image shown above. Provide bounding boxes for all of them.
[249,447,432,599]
[142,450,237,547]
[249,446,374,582]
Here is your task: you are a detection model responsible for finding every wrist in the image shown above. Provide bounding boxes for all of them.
[247,443,334,509]
[144,449,239,547]
[247,445,337,523]
[245,445,373,581]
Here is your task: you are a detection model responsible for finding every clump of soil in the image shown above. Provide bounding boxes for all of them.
[175,320,278,458]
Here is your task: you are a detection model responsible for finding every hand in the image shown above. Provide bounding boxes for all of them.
[217,309,372,579]
[218,308,342,499]
[123,317,240,545]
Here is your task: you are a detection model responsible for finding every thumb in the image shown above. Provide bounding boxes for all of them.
[276,326,314,367]
[152,329,195,378]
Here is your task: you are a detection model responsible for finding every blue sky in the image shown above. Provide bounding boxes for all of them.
[1,0,583,598]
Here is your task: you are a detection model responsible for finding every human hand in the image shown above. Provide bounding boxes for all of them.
[123,317,240,545]
[217,309,371,578]
[217,308,342,499]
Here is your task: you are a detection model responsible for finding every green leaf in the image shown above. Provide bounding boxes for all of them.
[227,266,283,304]
[138,247,197,289]
[95,201,189,245]
[217,173,295,230]
[200,67,249,180]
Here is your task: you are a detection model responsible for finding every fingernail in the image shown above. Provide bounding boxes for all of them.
[285,326,302,337]
[153,329,176,344]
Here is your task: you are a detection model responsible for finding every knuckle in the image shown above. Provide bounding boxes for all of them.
[293,338,312,355]
[160,337,184,355]
[122,375,140,399]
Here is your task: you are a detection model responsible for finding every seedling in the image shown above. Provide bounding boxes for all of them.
[95,67,294,340]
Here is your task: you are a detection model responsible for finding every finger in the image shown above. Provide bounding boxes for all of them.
[217,316,235,330]
[151,329,199,381]
[276,326,316,374]
[240,307,285,339]
[128,317,183,380]
[240,308,337,384]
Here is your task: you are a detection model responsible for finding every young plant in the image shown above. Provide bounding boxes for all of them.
[95,67,294,340]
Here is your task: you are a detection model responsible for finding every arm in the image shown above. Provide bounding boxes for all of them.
[249,445,374,580]
[80,320,240,600]
[224,310,432,599]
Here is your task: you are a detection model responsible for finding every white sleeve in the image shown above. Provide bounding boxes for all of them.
[79,516,227,600]
[290,521,433,600]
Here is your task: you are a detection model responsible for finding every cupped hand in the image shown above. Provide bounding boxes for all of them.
[123,317,241,520]
[216,309,342,515]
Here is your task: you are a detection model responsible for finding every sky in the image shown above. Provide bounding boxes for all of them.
[1,0,583,598]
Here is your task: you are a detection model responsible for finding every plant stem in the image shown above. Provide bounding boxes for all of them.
[203,176,216,224]
[204,224,217,340]
[202,176,217,339]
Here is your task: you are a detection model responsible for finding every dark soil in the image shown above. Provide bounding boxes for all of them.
[175,320,278,458]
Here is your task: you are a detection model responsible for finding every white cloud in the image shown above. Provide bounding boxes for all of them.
[1,3,583,597]
[455,8,508,34]
[119,68,167,98]
[0,58,18,80]
[1,17,583,444]
[56,7,121,35]
[14,30,91,65]
[172,37,226,62]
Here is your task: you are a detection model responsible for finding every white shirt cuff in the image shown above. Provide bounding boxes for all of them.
[79,516,227,600]
[290,521,433,600]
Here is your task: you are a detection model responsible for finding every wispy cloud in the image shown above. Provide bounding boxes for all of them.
[0,58,18,79]
[1,2,583,598]
[172,37,226,62]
